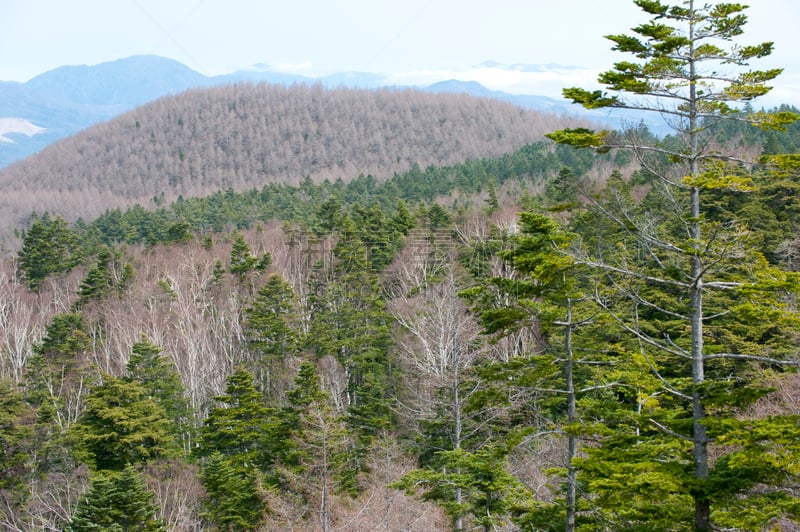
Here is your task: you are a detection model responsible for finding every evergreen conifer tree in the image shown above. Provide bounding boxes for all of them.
[0,379,33,521]
[18,213,81,291]
[126,335,194,450]
[229,231,259,278]
[547,1,800,529]
[200,451,265,531]
[67,466,166,531]
[70,375,180,471]
[197,368,273,469]
[243,273,301,396]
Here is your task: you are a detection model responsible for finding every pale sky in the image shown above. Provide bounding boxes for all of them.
[3,0,799,106]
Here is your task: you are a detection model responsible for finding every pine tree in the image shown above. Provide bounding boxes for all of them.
[67,466,166,531]
[0,379,33,521]
[278,362,350,532]
[126,335,194,451]
[26,313,92,430]
[390,268,492,530]
[197,370,273,529]
[484,180,499,214]
[70,375,180,471]
[315,195,343,235]
[308,216,395,441]
[18,213,81,291]
[547,1,800,529]
[75,247,115,309]
[200,451,265,531]
[352,204,401,270]
[427,203,452,231]
[197,368,273,470]
[304,219,396,494]
[461,212,628,531]
[229,231,259,278]
[74,246,133,309]
[393,441,531,531]
[243,273,301,397]
[390,199,415,236]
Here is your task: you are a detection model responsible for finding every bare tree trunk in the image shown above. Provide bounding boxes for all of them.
[687,7,710,525]
[453,362,463,532]
[564,300,577,532]
[690,186,710,530]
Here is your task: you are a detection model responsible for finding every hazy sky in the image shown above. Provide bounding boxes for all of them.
[3,0,799,105]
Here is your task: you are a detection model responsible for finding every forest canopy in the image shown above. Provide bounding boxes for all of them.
[2,1,800,530]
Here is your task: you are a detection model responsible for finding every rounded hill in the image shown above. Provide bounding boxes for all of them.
[0,83,577,228]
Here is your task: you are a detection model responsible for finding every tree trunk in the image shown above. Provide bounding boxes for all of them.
[688,4,710,525]
[453,363,464,532]
[690,187,710,531]
[565,301,577,532]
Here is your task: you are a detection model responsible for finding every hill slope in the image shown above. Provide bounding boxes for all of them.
[0,55,608,169]
[0,83,582,230]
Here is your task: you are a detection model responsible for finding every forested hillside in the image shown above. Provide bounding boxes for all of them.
[0,83,586,235]
[2,2,800,530]
[3,114,800,529]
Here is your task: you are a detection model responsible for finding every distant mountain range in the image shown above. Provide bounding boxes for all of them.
[0,55,619,168]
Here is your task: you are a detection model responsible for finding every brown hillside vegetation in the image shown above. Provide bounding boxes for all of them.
[0,83,581,231]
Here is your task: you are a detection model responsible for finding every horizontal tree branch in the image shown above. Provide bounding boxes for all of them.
[704,353,800,366]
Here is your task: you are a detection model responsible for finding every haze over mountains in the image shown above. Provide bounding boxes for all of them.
[0,55,600,168]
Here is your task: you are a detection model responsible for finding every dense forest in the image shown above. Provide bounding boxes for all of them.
[0,83,590,239]
[2,2,800,531]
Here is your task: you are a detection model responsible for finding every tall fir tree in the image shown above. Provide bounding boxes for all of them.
[278,362,351,532]
[197,368,273,469]
[228,230,259,278]
[125,335,194,451]
[393,440,531,531]
[243,273,301,398]
[200,451,265,531]
[307,215,395,441]
[0,379,34,524]
[547,1,800,529]
[197,369,272,529]
[74,246,134,309]
[462,212,623,531]
[26,313,92,431]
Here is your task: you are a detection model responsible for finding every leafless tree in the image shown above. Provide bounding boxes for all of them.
[0,83,595,236]
[0,264,47,382]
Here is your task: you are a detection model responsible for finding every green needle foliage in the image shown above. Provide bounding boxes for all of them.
[70,375,180,471]
[197,368,273,469]
[74,247,134,309]
[243,273,302,396]
[200,451,265,531]
[547,1,800,530]
[67,465,166,531]
[463,211,628,531]
[228,230,260,278]
[197,369,271,530]
[18,213,82,291]
[0,380,33,520]
[393,440,531,531]
[126,335,194,451]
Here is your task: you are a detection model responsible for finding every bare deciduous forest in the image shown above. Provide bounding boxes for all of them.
[0,83,586,234]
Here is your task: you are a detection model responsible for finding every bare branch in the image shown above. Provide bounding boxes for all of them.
[704,353,800,366]
[649,418,693,441]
